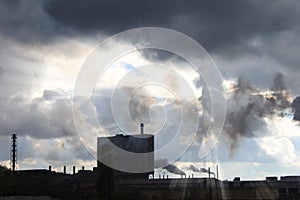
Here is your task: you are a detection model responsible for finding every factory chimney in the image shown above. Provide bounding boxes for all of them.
[73,166,76,175]
[216,165,219,180]
[140,123,144,135]
[11,134,17,171]
[63,166,66,174]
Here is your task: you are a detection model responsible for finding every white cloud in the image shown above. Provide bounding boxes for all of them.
[256,136,298,165]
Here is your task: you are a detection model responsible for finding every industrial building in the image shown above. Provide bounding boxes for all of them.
[1,127,300,199]
[94,124,300,200]
[97,126,154,179]
[1,168,299,199]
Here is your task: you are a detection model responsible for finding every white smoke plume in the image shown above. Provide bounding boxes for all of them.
[155,159,186,175]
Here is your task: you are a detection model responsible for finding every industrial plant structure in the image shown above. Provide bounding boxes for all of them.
[1,126,300,199]
[97,128,154,179]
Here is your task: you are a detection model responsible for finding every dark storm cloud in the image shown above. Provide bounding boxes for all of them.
[0,0,60,43]
[0,0,299,167]
[46,0,300,93]
[1,0,299,70]
[46,0,300,52]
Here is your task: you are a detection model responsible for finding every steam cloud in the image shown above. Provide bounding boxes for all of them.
[223,73,291,152]
[188,164,215,175]
[195,73,295,153]
[155,159,186,175]
[163,164,186,176]
[97,71,299,156]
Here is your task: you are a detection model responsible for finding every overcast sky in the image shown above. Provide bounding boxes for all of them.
[0,0,300,180]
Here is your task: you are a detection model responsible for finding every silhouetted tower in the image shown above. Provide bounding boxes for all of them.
[140,123,144,135]
[11,133,17,171]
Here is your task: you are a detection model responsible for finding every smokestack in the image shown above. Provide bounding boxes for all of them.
[82,166,84,171]
[140,123,144,135]
[49,165,52,171]
[11,134,17,172]
[208,167,211,179]
[73,166,76,175]
[216,165,219,180]
[63,166,66,174]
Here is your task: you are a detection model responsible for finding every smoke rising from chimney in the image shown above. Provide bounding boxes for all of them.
[188,164,215,175]
[271,73,286,91]
[195,73,294,153]
[155,159,186,175]
[163,164,186,176]
[96,69,297,158]
[224,73,292,152]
